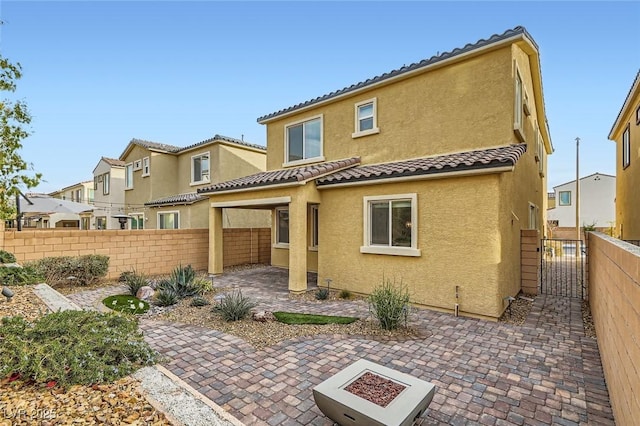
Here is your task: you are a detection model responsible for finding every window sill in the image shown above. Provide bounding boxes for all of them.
[125,187,133,191]
[352,127,380,139]
[514,126,525,142]
[308,246,318,252]
[142,173,150,178]
[273,243,289,249]
[282,156,325,168]
[360,246,421,257]
[190,180,210,187]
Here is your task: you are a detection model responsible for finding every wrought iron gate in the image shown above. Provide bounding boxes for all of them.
[540,239,586,299]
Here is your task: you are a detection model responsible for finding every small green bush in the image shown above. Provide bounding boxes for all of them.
[213,289,256,322]
[339,289,352,299]
[0,310,157,388]
[123,270,148,296]
[170,264,196,288]
[154,284,179,307]
[103,295,150,315]
[193,277,213,295]
[0,250,17,264]
[190,296,211,307]
[315,288,330,300]
[26,255,109,286]
[0,265,42,286]
[368,278,410,330]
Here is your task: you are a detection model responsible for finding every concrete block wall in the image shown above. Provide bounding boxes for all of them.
[1,225,270,279]
[588,232,640,425]
[520,229,539,295]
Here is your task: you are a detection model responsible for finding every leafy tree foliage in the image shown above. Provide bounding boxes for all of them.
[0,56,42,219]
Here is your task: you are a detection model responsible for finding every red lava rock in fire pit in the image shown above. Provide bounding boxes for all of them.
[345,372,406,407]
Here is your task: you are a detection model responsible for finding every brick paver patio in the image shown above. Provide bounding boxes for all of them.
[75,267,615,425]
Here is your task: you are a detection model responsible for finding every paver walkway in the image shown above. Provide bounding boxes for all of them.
[72,267,615,425]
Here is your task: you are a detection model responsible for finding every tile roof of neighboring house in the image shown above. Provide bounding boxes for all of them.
[101,157,125,167]
[257,26,534,123]
[198,157,361,194]
[316,144,527,187]
[145,192,207,207]
[122,134,266,159]
[609,68,640,139]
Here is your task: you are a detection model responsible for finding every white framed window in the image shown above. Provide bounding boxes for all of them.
[559,191,571,206]
[284,115,323,166]
[130,213,144,230]
[158,211,179,229]
[142,156,150,176]
[191,152,210,184]
[528,203,538,230]
[133,160,142,171]
[622,124,630,169]
[88,189,94,203]
[310,205,319,250]
[361,194,420,257]
[125,163,134,189]
[352,98,379,138]
[103,172,110,195]
[96,217,106,230]
[93,176,98,190]
[275,207,289,247]
[514,68,524,141]
[537,128,545,177]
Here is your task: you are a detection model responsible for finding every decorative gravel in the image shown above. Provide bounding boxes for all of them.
[345,372,406,407]
[0,285,50,321]
[582,300,596,338]
[498,294,534,325]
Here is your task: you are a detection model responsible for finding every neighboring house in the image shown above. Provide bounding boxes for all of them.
[608,69,640,239]
[200,26,553,320]
[119,134,269,230]
[15,194,93,229]
[48,181,95,229]
[547,192,556,209]
[92,157,127,230]
[546,173,615,230]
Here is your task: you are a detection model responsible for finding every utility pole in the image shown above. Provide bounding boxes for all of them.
[575,137,580,241]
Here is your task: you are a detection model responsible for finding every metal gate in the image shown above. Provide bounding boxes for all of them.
[540,239,586,298]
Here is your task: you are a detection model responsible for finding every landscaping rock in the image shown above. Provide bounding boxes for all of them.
[252,310,275,322]
[137,286,155,301]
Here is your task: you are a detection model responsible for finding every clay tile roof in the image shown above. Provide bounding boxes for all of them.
[101,157,125,167]
[145,192,206,207]
[258,26,534,123]
[198,157,361,194]
[181,134,266,152]
[130,138,182,153]
[316,144,527,187]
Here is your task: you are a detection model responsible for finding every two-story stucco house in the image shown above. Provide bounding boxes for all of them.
[609,70,640,240]
[48,181,95,229]
[200,27,553,319]
[92,157,127,230]
[119,134,270,230]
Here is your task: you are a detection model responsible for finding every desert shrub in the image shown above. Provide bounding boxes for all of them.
[315,288,329,300]
[26,255,109,286]
[368,278,410,330]
[193,277,213,295]
[339,289,352,299]
[190,296,210,307]
[0,310,157,388]
[212,289,256,322]
[154,282,180,307]
[0,250,17,264]
[123,270,148,296]
[0,265,42,286]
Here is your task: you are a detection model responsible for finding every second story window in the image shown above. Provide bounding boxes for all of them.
[142,157,150,176]
[623,124,630,169]
[353,98,379,138]
[514,69,524,141]
[125,163,134,189]
[103,172,110,195]
[192,152,210,184]
[285,116,322,165]
[559,191,571,206]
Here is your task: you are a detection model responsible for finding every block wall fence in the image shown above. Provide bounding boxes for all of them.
[0,224,270,279]
[520,229,539,295]
[588,232,640,425]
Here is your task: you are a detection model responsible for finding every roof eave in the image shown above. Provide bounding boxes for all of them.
[608,70,640,140]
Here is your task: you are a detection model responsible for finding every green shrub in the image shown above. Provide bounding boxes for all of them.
[26,255,109,286]
[193,277,213,295]
[0,265,42,286]
[0,310,157,388]
[190,296,211,307]
[213,289,256,322]
[123,270,148,296]
[315,288,329,300]
[0,250,17,264]
[339,289,352,299]
[170,264,196,287]
[154,283,179,307]
[368,278,410,330]
[103,295,150,315]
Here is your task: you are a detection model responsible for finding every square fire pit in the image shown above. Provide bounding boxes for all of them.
[313,359,436,426]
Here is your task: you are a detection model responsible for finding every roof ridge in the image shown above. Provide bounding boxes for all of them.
[179,134,266,152]
[257,26,532,122]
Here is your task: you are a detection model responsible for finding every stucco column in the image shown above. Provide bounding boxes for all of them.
[209,207,224,274]
[288,197,308,293]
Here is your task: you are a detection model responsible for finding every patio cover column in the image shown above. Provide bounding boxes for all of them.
[288,197,307,293]
[209,206,223,275]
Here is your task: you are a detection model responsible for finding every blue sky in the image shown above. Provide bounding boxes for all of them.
[1,1,639,194]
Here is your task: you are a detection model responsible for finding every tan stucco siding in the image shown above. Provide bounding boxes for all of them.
[317,175,503,318]
[216,144,267,182]
[265,47,514,170]
[147,202,207,229]
[612,88,640,239]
